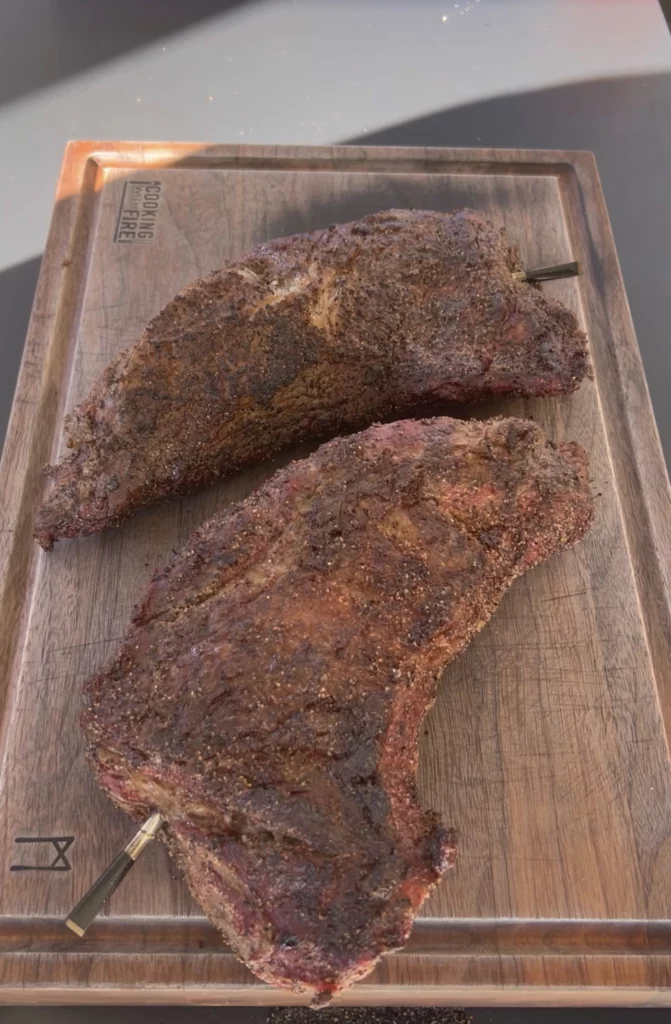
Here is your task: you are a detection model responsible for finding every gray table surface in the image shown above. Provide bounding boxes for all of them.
[2,1,671,1020]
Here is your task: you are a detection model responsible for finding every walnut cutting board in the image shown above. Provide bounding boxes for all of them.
[1,142,671,1007]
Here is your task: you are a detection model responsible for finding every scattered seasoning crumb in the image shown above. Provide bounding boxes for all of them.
[269,1010,472,1024]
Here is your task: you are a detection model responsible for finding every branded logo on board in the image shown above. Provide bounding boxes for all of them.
[114,180,162,242]
[10,835,75,871]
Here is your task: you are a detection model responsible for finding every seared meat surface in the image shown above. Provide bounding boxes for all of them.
[83,416,593,1000]
[36,209,588,547]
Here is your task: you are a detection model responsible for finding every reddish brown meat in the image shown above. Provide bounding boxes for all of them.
[35,209,588,548]
[83,416,593,1001]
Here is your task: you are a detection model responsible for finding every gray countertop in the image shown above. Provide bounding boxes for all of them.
[1,1,671,1020]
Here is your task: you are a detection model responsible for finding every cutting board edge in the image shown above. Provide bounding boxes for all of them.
[558,152,671,747]
[0,142,102,723]
[3,956,671,1007]
[2,142,671,999]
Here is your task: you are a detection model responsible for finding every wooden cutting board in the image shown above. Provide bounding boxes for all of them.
[1,142,670,1007]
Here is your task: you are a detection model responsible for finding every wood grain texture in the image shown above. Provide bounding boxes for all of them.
[0,142,670,1005]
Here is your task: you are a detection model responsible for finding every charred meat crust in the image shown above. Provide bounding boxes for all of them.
[82,415,593,1000]
[35,209,588,547]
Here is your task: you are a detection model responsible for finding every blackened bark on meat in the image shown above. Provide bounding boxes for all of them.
[35,209,588,547]
[82,416,593,1001]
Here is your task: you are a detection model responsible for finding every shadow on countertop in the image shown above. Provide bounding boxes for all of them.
[0,0,252,108]
[0,255,42,445]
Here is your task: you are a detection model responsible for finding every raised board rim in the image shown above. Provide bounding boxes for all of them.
[1,142,670,1004]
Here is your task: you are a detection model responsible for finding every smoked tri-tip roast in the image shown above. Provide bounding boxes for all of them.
[83,416,594,1001]
[35,208,588,548]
